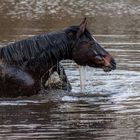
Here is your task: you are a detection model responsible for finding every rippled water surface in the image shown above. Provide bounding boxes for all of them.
[0,0,140,139]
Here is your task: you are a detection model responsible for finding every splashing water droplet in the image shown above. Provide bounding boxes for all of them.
[79,66,86,92]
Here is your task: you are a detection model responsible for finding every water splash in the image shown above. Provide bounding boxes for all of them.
[79,66,86,92]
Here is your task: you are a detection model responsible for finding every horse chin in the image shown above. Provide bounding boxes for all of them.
[103,66,113,72]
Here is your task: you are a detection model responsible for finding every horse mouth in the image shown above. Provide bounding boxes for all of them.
[103,65,116,72]
[103,66,112,72]
[103,58,116,72]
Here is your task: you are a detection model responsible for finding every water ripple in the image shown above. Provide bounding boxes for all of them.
[0,0,139,19]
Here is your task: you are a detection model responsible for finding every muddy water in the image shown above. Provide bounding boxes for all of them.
[0,0,140,139]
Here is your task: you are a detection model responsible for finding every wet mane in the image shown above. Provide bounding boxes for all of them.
[0,31,71,65]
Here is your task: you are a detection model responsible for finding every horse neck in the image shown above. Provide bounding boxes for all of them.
[26,32,74,79]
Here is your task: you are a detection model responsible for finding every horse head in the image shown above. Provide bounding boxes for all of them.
[65,18,116,72]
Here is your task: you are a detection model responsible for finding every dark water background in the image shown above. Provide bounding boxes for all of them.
[0,0,140,139]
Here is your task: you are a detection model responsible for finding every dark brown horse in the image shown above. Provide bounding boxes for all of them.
[0,18,116,97]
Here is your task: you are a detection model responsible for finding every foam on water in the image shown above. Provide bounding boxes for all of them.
[65,66,140,102]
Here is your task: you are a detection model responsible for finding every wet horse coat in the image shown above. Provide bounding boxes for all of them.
[0,32,72,97]
[0,18,116,97]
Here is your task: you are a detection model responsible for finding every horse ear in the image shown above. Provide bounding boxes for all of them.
[76,17,87,38]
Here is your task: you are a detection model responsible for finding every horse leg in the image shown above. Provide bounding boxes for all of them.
[0,65,40,97]
[42,63,72,91]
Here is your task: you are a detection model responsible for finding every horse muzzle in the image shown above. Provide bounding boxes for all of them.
[103,56,116,72]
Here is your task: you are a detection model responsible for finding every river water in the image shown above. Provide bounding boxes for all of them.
[0,0,140,139]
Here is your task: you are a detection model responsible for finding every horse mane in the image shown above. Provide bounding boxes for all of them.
[0,31,71,65]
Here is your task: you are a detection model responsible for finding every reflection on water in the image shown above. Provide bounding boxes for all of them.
[0,0,140,139]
